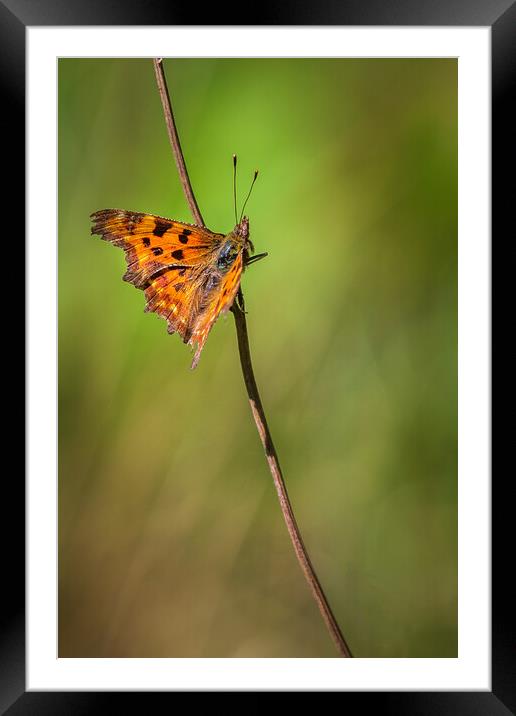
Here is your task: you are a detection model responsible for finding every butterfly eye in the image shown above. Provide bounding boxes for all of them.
[217,241,238,270]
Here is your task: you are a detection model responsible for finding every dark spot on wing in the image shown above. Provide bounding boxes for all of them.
[139,264,191,289]
[152,247,163,256]
[154,219,172,237]
[172,249,184,260]
[127,213,143,234]
[142,237,151,247]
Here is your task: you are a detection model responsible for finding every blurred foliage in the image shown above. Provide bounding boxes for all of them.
[58,58,457,657]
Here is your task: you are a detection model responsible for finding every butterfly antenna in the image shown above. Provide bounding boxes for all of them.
[233,154,238,225]
[239,170,259,223]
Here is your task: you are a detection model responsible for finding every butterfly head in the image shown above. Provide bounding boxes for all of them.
[235,215,254,252]
[237,215,249,240]
[231,159,265,263]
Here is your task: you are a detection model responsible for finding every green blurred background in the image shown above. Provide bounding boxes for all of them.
[58,58,457,658]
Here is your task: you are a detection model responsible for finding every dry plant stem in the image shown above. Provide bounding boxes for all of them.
[231,306,353,657]
[153,59,204,226]
[152,57,352,658]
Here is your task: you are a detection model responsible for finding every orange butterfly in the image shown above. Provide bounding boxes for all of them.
[91,171,265,368]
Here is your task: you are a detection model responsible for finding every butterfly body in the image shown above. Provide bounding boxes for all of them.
[91,209,258,368]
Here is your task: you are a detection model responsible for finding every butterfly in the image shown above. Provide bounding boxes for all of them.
[91,165,266,368]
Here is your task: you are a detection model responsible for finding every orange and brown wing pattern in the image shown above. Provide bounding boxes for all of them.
[90,209,224,287]
[142,261,200,341]
[189,252,244,368]
[91,208,244,368]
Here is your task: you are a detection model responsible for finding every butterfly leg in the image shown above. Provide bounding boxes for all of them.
[235,287,246,314]
[245,252,268,267]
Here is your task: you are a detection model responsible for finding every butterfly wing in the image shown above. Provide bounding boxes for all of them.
[91,209,244,368]
[142,262,202,341]
[91,209,224,287]
[189,251,244,368]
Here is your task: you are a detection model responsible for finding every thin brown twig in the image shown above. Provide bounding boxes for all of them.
[152,57,353,658]
[153,59,204,227]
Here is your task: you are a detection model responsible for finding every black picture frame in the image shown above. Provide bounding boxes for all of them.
[2,0,510,711]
